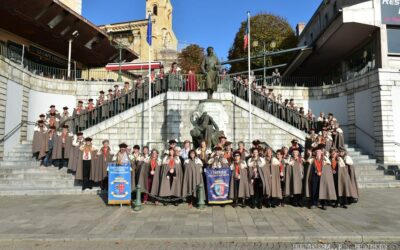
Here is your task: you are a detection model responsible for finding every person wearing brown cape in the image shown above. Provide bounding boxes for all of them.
[137,146,151,203]
[76,138,97,190]
[265,148,282,208]
[339,148,359,202]
[60,107,73,129]
[158,148,183,205]
[229,151,250,208]
[149,149,162,200]
[47,112,60,129]
[236,141,250,161]
[72,101,85,133]
[112,143,135,191]
[96,90,108,122]
[330,148,352,209]
[51,125,73,169]
[302,148,313,200]
[131,145,143,191]
[182,150,204,208]
[248,148,270,209]
[106,89,114,118]
[120,82,131,111]
[207,146,229,168]
[32,120,48,161]
[93,140,113,189]
[309,145,337,210]
[46,105,60,119]
[145,149,162,204]
[285,148,304,207]
[68,132,85,173]
[42,126,57,167]
[275,149,287,207]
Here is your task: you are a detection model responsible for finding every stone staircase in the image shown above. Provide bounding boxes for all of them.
[345,144,400,188]
[0,141,100,196]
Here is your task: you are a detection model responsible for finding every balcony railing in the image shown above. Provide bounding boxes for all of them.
[66,74,315,134]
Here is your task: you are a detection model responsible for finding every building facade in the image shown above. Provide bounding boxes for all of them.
[285,0,400,164]
[99,0,178,66]
[60,0,83,15]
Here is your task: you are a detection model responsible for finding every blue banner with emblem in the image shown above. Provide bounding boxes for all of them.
[205,167,232,204]
[108,163,131,205]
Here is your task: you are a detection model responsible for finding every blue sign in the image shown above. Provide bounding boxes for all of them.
[205,168,233,204]
[108,163,131,205]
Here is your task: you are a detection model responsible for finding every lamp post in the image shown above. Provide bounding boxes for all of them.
[108,32,134,82]
[252,40,267,85]
[269,40,277,67]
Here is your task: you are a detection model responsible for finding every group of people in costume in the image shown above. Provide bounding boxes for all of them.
[32,105,359,209]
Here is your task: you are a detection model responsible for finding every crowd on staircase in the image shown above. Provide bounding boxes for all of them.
[32,103,358,210]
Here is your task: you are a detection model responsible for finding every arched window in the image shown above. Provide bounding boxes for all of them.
[153,5,158,16]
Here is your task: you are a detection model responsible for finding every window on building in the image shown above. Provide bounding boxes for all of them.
[153,5,158,16]
[387,27,400,55]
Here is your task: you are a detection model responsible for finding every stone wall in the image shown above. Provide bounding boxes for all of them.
[84,92,306,153]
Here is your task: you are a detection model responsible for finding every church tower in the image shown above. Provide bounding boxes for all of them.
[145,0,178,64]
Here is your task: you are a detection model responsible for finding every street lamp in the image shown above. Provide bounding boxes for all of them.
[108,32,134,82]
[252,40,267,85]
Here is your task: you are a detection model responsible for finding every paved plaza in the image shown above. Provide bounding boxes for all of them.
[0,189,399,249]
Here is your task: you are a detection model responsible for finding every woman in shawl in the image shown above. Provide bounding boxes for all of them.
[339,147,359,202]
[330,148,352,208]
[159,148,183,205]
[182,150,204,208]
[285,148,304,207]
[247,148,270,209]
[94,140,113,190]
[265,147,281,208]
[76,138,97,190]
[309,145,336,210]
[229,151,250,208]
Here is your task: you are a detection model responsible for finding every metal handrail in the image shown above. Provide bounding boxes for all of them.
[0,121,36,144]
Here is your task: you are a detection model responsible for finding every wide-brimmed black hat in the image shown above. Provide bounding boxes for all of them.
[77,132,83,136]
[62,125,69,129]
[119,143,128,148]
[133,145,140,150]
[85,137,92,142]
[50,105,55,108]
[168,139,177,144]
[63,106,68,110]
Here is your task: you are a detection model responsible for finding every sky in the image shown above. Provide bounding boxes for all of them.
[83,0,321,61]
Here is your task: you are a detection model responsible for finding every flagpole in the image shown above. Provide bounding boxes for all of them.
[148,13,152,147]
[247,11,252,143]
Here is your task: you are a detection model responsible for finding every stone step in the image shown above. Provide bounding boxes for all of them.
[0,179,76,187]
[357,175,396,181]
[355,170,386,175]
[0,166,66,173]
[0,161,40,168]
[21,140,33,145]
[4,152,36,157]
[0,172,75,180]
[358,181,400,189]
[0,187,101,196]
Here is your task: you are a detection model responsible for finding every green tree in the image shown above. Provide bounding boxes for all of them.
[228,13,298,73]
[177,44,205,73]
